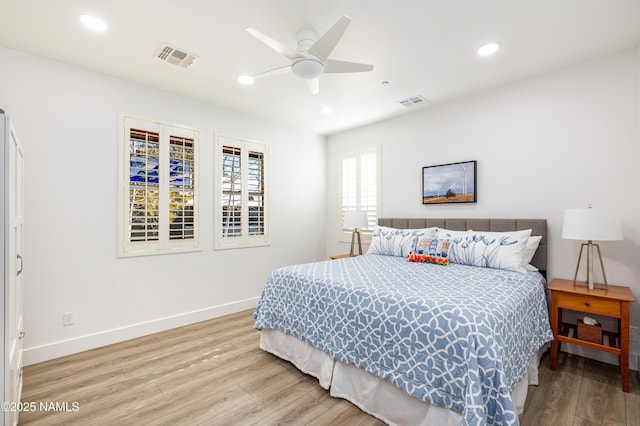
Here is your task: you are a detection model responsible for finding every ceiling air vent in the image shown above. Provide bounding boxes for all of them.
[398,95,429,108]
[156,43,198,68]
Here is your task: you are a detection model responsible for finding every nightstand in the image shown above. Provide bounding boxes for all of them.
[329,254,353,260]
[548,278,635,392]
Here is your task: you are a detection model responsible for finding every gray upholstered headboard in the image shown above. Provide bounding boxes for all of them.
[378,218,548,273]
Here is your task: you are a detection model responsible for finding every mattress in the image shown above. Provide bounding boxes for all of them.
[254,253,553,425]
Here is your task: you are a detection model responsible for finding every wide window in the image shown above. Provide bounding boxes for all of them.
[118,116,199,257]
[340,146,380,242]
[215,135,269,249]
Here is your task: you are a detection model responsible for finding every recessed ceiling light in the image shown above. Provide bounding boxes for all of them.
[237,75,255,85]
[79,14,108,32]
[320,107,333,114]
[477,42,500,57]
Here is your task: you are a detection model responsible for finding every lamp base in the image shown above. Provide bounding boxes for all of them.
[350,229,363,257]
[572,280,608,290]
[572,241,609,290]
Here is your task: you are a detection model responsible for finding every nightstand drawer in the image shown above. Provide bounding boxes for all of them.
[556,292,621,317]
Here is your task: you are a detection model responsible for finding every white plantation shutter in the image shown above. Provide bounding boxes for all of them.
[221,145,242,237]
[216,135,269,249]
[168,135,196,240]
[342,155,357,219]
[341,146,379,242]
[128,128,160,243]
[119,116,199,257]
[247,150,265,236]
[360,149,378,228]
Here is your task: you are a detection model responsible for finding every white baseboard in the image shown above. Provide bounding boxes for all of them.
[562,343,640,371]
[23,297,259,366]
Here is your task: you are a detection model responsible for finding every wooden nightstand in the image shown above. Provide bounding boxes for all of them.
[329,254,353,260]
[548,278,635,392]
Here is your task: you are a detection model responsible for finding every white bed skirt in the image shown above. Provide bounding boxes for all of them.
[260,329,547,425]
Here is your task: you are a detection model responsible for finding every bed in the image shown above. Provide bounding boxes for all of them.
[254,218,553,425]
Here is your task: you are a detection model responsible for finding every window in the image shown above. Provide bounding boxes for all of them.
[215,135,269,249]
[340,146,380,242]
[118,115,199,257]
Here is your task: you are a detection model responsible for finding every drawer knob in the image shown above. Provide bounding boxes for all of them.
[585,302,591,307]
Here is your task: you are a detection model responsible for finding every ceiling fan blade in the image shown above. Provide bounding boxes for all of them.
[308,15,351,62]
[324,59,374,74]
[252,64,292,78]
[307,78,319,95]
[246,28,296,59]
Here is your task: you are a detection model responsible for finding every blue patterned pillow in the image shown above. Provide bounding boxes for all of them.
[367,226,437,257]
[438,229,532,272]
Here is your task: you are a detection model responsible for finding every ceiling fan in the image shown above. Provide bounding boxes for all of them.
[243,15,374,94]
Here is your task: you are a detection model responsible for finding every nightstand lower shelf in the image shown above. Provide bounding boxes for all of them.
[558,322,620,354]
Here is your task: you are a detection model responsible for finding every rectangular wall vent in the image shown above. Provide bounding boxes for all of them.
[398,95,429,108]
[156,43,199,68]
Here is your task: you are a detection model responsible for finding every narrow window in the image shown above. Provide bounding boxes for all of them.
[216,135,269,249]
[340,146,379,242]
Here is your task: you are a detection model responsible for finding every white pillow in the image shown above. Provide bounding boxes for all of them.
[444,229,533,273]
[522,235,542,271]
[436,228,473,239]
[367,226,437,257]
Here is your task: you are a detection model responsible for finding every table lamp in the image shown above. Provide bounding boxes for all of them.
[562,207,623,290]
[344,210,368,256]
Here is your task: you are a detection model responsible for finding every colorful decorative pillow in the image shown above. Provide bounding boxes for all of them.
[521,235,542,271]
[443,229,533,273]
[408,238,451,266]
[367,226,437,257]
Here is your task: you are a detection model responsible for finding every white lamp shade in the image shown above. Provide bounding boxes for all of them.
[562,208,623,241]
[344,210,368,229]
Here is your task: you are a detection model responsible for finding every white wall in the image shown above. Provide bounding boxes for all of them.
[0,46,327,365]
[2,43,638,368]
[327,49,640,368]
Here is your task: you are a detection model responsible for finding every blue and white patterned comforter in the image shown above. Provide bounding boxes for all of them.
[254,254,553,425]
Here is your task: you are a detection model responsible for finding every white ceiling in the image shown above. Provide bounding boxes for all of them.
[1,0,639,135]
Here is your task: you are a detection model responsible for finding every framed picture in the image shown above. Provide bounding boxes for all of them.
[422,160,476,204]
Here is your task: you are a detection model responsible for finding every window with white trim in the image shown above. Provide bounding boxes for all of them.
[118,115,199,257]
[340,146,380,242]
[215,135,269,249]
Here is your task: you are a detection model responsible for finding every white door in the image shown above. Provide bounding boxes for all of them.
[5,117,24,426]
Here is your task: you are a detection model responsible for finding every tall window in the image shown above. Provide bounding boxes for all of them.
[118,116,199,257]
[215,135,269,249]
[341,146,380,242]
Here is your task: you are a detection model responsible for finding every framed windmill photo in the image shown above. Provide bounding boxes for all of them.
[422,160,476,204]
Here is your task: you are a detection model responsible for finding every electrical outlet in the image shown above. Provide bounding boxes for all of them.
[630,326,639,342]
[63,311,75,326]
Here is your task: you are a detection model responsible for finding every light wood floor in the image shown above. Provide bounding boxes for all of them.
[19,310,640,425]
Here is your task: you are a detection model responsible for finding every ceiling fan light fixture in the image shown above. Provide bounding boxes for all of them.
[292,58,324,80]
[477,42,500,56]
[237,75,255,85]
